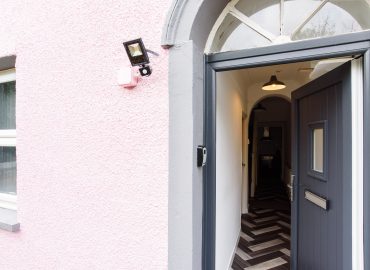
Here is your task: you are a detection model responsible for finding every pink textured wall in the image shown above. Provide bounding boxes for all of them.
[0,0,169,269]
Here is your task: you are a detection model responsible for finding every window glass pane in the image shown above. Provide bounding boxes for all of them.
[312,128,324,173]
[283,0,322,36]
[292,2,367,40]
[208,0,370,53]
[331,0,370,29]
[0,147,16,195]
[210,14,271,52]
[235,0,281,36]
[0,81,16,130]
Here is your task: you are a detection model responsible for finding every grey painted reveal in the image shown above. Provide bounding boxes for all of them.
[0,55,15,71]
[168,41,204,270]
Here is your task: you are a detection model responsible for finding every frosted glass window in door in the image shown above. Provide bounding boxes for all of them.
[312,128,324,173]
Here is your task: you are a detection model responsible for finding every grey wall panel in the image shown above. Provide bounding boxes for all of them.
[168,41,195,270]
[168,41,205,270]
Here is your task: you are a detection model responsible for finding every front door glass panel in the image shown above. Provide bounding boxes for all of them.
[312,128,324,173]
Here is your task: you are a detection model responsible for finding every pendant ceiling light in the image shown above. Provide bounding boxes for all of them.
[261,127,272,141]
[252,103,266,112]
[262,75,286,91]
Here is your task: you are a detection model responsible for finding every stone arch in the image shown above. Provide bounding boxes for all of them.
[248,93,291,117]
[162,0,229,48]
[248,95,292,200]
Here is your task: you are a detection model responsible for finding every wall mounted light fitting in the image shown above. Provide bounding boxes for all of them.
[261,127,272,141]
[123,38,152,77]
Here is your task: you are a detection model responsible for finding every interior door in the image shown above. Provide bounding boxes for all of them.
[291,62,352,270]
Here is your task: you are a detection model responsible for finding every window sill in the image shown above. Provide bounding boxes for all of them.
[0,208,19,232]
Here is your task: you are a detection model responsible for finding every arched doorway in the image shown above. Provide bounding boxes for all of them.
[205,39,368,269]
[210,52,365,270]
[163,1,370,269]
[248,97,291,199]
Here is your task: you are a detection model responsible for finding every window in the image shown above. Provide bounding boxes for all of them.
[308,122,326,181]
[0,69,16,211]
[206,0,370,53]
[312,128,324,173]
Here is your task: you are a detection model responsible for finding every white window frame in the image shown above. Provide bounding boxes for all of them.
[0,68,17,211]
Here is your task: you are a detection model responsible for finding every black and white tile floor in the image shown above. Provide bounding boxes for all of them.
[231,182,291,270]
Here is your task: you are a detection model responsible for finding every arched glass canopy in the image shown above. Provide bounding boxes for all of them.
[205,0,370,53]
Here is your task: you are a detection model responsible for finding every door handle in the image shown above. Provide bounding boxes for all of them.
[288,174,295,202]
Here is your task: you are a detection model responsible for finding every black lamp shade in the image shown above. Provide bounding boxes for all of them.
[262,75,286,91]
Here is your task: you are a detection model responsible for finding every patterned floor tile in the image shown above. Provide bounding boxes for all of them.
[230,181,291,269]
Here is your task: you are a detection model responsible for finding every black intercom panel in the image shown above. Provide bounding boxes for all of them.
[197,146,207,167]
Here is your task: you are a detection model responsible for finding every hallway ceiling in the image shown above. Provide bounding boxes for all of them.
[233,57,353,92]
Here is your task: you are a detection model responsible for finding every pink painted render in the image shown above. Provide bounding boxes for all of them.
[0,0,169,269]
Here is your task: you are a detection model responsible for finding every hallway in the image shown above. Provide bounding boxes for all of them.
[231,181,291,270]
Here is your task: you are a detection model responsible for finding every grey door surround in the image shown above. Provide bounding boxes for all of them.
[163,2,242,269]
[204,31,370,270]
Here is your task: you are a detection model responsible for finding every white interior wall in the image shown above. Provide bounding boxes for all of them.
[216,71,246,270]
[251,116,258,197]
[241,116,248,214]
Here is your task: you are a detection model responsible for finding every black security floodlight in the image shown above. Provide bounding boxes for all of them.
[123,38,152,77]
